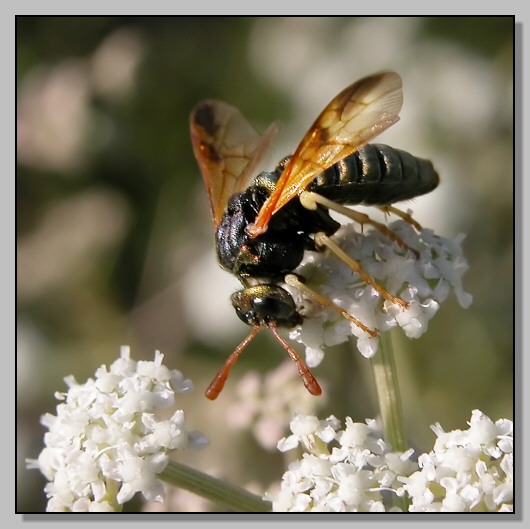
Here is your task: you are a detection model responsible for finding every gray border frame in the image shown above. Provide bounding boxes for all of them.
[12,9,523,527]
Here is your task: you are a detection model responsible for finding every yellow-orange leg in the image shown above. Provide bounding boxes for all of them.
[377,205,423,231]
[300,191,419,258]
[313,232,409,310]
[284,273,378,337]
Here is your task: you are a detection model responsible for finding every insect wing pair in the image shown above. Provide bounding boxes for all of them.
[190,71,403,235]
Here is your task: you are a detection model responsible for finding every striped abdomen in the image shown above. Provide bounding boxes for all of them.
[308,143,439,206]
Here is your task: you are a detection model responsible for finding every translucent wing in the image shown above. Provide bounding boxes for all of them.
[247,71,403,237]
[190,100,280,227]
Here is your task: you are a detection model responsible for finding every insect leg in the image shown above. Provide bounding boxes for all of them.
[313,232,409,309]
[205,326,262,400]
[284,273,377,337]
[300,191,419,258]
[377,205,423,231]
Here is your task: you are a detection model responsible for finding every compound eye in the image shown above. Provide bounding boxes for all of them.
[252,295,294,321]
[234,305,257,326]
[231,285,301,328]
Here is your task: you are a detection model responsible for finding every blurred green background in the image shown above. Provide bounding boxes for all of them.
[17,16,513,512]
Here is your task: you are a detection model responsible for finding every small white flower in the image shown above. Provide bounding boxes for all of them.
[286,219,472,365]
[269,414,417,512]
[26,346,208,512]
[270,410,513,512]
[398,410,513,512]
[277,414,341,454]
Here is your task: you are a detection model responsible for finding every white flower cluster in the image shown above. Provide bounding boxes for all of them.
[287,218,472,365]
[399,409,513,512]
[26,346,208,512]
[269,410,513,513]
[270,413,417,512]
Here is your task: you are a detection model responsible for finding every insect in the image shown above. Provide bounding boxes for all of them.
[190,71,439,400]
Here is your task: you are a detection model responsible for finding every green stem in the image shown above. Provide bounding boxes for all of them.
[370,332,408,511]
[159,459,272,512]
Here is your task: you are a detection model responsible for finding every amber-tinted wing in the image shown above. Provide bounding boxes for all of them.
[190,100,280,227]
[247,71,403,237]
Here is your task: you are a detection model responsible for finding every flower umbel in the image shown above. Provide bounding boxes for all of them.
[26,346,208,512]
[270,413,417,512]
[268,410,513,513]
[398,409,513,512]
[287,218,472,364]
